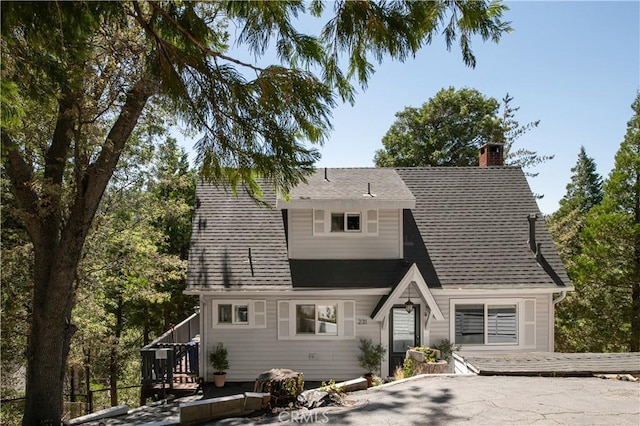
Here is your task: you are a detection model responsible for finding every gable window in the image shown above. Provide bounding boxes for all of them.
[331,212,361,232]
[278,300,355,340]
[452,300,523,346]
[213,300,266,329]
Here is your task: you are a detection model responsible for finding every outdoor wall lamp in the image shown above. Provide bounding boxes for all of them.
[405,285,414,313]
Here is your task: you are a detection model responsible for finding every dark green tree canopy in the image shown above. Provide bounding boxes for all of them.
[558,147,603,215]
[374,87,550,171]
[553,93,640,353]
[548,146,603,263]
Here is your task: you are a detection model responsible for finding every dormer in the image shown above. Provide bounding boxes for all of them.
[276,168,415,259]
[277,168,415,210]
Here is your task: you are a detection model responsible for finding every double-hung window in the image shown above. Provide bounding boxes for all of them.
[331,213,361,232]
[277,300,356,340]
[213,300,266,329]
[295,304,338,335]
[452,301,522,346]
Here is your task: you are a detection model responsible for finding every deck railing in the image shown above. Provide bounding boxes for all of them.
[140,312,200,395]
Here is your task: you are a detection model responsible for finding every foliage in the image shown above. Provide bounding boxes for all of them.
[371,375,384,387]
[548,147,603,263]
[402,358,415,379]
[554,93,640,352]
[282,374,305,399]
[357,338,387,374]
[209,343,229,373]
[374,88,551,176]
[413,346,437,362]
[1,1,510,422]
[393,365,404,381]
[434,339,460,363]
[320,379,345,395]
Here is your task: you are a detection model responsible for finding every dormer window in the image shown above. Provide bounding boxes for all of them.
[313,209,377,236]
[331,212,361,232]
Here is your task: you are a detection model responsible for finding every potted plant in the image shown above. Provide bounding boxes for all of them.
[209,342,229,387]
[357,338,386,387]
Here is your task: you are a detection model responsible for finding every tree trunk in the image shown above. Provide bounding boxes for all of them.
[16,80,154,425]
[84,347,92,414]
[109,295,123,407]
[143,307,150,346]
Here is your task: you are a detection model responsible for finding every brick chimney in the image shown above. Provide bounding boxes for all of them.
[479,143,504,167]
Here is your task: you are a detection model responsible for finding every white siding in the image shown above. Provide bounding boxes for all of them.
[202,294,381,381]
[288,209,401,259]
[428,293,551,352]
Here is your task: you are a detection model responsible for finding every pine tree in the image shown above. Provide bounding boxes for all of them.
[556,93,640,352]
[548,147,603,262]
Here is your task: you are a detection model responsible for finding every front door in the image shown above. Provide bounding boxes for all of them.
[389,305,420,375]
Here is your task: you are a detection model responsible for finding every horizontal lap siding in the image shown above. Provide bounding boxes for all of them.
[429,293,551,351]
[289,209,401,259]
[203,295,381,381]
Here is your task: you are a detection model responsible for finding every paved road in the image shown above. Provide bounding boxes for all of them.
[219,375,640,425]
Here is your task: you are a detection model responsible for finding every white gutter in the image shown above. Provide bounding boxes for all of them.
[552,291,568,305]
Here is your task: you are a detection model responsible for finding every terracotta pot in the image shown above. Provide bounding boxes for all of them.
[214,372,226,388]
[364,373,373,388]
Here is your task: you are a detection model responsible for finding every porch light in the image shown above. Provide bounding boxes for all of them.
[405,286,414,313]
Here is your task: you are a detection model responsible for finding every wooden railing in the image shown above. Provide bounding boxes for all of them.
[140,312,200,396]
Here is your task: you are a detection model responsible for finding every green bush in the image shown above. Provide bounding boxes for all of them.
[434,339,459,362]
[402,358,415,378]
[357,338,387,374]
[209,342,229,373]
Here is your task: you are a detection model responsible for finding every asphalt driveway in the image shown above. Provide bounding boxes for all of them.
[218,375,640,425]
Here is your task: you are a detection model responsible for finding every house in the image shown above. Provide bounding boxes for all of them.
[184,144,572,382]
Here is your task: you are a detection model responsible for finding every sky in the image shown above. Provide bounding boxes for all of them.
[178,1,640,215]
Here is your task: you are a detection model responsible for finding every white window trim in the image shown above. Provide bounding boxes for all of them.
[278,300,356,340]
[449,298,535,350]
[212,300,266,329]
[313,210,378,237]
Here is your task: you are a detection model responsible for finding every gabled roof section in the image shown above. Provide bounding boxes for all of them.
[396,167,571,290]
[277,168,415,210]
[186,182,292,290]
[371,264,444,321]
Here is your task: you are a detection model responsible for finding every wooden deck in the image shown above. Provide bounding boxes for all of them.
[454,352,640,376]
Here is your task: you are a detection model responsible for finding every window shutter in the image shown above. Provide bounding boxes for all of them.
[278,301,290,340]
[366,210,378,235]
[341,300,356,339]
[313,210,325,235]
[523,299,536,348]
[253,300,266,328]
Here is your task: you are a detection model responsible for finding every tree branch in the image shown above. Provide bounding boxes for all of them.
[1,130,42,237]
[146,1,266,73]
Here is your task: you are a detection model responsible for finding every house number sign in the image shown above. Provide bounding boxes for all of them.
[357,317,368,325]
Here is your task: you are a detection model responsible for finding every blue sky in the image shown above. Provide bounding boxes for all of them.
[179,1,639,214]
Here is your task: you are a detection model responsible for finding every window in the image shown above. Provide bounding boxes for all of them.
[213,300,266,329]
[295,303,337,335]
[278,300,355,340]
[313,210,377,236]
[453,302,518,345]
[217,303,249,324]
[330,213,360,232]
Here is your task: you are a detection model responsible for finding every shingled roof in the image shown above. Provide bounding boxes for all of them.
[186,167,570,291]
[186,183,291,289]
[396,167,570,289]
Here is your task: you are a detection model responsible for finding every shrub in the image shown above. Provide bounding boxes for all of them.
[209,342,229,373]
[434,339,459,362]
[402,358,415,378]
[357,338,387,374]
